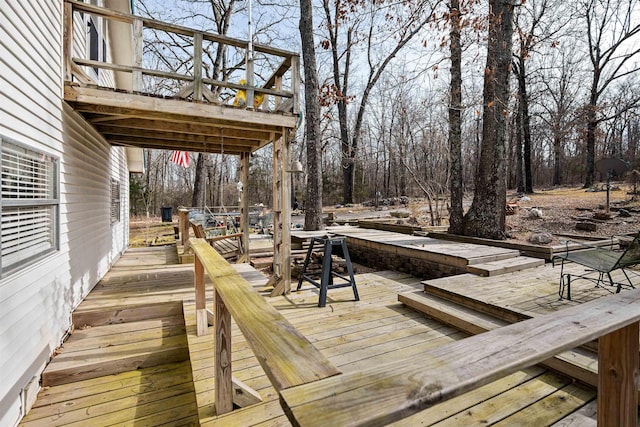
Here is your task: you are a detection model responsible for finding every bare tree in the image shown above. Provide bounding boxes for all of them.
[300,0,324,230]
[320,0,440,204]
[581,0,640,187]
[463,0,516,239]
[537,47,582,185]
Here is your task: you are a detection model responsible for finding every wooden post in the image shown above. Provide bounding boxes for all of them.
[132,18,143,91]
[194,256,207,336]
[274,74,282,111]
[270,130,292,296]
[215,288,233,414]
[239,152,250,262]
[290,55,300,115]
[193,32,203,101]
[246,47,255,109]
[63,2,73,82]
[179,208,190,246]
[598,322,639,426]
[282,130,292,291]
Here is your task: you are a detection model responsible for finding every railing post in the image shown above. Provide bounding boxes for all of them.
[290,55,300,115]
[132,18,143,91]
[239,153,250,262]
[215,288,233,414]
[193,32,203,101]
[179,208,190,246]
[194,256,207,336]
[245,46,255,109]
[598,322,639,426]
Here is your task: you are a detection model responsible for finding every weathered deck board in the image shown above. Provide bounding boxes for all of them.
[324,227,522,268]
[23,242,606,426]
[422,262,636,320]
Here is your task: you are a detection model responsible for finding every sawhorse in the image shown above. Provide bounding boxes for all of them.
[296,236,359,307]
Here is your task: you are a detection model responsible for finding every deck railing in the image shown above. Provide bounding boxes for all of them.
[190,232,640,425]
[189,238,340,415]
[281,288,640,426]
[63,0,299,114]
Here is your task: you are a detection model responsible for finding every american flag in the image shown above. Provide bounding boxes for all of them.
[170,150,189,168]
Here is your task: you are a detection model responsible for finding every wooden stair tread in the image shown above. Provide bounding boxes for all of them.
[73,301,184,327]
[466,256,545,276]
[464,249,522,265]
[62,317,186,352]
[45,335,187,372]
[398,290,598,387]
[44,303,190,387]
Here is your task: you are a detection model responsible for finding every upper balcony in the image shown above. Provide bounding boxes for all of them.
[62,0,300,155]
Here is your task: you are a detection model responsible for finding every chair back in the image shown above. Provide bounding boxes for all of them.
[616,232,640,269]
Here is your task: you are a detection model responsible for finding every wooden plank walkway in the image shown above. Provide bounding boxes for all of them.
[21,244,601,426]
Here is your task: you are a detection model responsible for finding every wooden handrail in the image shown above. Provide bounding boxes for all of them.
[281,289,640,426]
[190,238,341,415]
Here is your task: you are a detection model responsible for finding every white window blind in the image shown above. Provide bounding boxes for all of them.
[1,138,59,275]
[110,179,120,224]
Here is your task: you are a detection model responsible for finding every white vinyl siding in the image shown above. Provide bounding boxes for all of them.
[0,0,129,423]
[1,139,59,275]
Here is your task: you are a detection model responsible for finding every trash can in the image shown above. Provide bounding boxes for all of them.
[161,206,173,222]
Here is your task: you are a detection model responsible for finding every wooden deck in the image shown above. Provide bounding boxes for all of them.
[20,244,612,426]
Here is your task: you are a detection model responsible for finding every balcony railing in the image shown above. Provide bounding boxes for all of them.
[63,0,299,115]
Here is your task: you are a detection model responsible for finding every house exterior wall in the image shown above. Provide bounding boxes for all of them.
[0,1,130,425]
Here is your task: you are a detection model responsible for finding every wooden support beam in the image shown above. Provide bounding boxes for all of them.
[193,32,203,101]
[132,18,143,91]
[240,152,250,263]
[215,287,233,414]
[290,55,300,115]
[246,52,255,110]
[270,130,292,296]
[598,322,639,426]
[64,85,298,129]
[194,256,207,336]
[232,377,263,407]
[179,208,190,246]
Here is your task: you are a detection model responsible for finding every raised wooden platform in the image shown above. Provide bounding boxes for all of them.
[293,226,545,278]
[22,245,604,426]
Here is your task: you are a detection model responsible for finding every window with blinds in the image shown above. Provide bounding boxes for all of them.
[1,137,59,275]
[110,179,120,224]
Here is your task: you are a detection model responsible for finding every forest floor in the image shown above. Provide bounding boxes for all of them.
[325,184,640,246]
[502,185,640,244]
[129,184,640,248]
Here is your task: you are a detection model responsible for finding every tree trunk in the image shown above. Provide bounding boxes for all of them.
[585,90,597,188]
[448,0,464,235]
[515,99,524,193]
[300,0,323,230]
[517,56,534,193]
[192,153,206,207]
[553,134,562,186]
[463,0,514,240]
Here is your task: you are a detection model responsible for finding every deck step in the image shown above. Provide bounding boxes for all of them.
[43,304,189,387]
[464,249,522,265]
[421,273,529,324]
[466,256,545,277]
[73,301,184,328]
[398,290,598,387]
